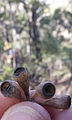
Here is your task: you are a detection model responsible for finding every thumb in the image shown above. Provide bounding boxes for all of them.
[1,102,51,120]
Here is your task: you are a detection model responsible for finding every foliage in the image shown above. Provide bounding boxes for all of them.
[0,0,72,94]
[0,40,4,51]
[0,66,13,81]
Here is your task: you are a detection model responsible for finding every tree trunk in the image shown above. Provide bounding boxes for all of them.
[31,3,42,61]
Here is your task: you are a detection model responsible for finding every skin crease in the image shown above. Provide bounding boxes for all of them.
[0,83,72,120]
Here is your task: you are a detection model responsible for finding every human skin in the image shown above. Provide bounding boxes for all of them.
[0,84,72,120]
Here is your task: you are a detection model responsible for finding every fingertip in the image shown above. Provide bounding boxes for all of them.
[1,102,51,120]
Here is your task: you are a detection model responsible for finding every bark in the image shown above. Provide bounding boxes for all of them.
[31,2,42,61]
[23,1,42,61]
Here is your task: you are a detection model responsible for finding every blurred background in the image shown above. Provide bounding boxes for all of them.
[0,0,72,96]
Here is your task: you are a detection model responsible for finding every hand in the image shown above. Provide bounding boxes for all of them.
[0,87,72,120]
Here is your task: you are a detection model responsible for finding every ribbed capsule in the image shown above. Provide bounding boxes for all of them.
[31,81,55,99]
[0,80,26,100]
[35,95,71,109]
[13,67,30,100]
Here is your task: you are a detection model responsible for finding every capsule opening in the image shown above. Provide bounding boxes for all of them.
[67,96,71,108]
[42,83,55,98]
[14,67,25,76]
[1,81,10,93]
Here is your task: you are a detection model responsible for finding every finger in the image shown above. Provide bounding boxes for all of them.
[53,106,72,120]
[42,105,60,119]
[1,102,51,120]
[0,92,21,119]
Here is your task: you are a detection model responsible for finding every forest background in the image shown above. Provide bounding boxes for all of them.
[0,0,72,97]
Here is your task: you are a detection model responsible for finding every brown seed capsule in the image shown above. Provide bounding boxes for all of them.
[35,95,71,109]
[31,81,55,100]
[13,67,30,100]
[0,80,26,100]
